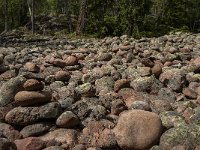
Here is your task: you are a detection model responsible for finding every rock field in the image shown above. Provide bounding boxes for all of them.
[0,32,200,150]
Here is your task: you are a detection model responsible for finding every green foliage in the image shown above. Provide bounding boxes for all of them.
[0,0,199,37]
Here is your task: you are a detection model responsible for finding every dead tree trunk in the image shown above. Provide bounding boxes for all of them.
[27,0,35,34]
[76,0,87,36]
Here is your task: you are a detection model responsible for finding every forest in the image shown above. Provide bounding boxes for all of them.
[0,0,200,38]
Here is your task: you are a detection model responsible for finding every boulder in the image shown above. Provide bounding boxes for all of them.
[114,110,162,150]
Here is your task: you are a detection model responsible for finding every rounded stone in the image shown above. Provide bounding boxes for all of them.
[55,71,71,82]
[24,62,40,73]
[150,100,172,113]
[14,137,45,150]
[0,123,22,141]
[97,53,112,61]
[0,138,17,150]
[151,63,162,78]
[20,123,53,138]
[56,111,79,128]
[14,91,52,106]
[63,55,78,66]
[75,83,95,97]
[114,79,130,92]
[23,79,44,91]
[43,146,65,150]
[114,110,162,150]
[182,88,197,99]
[0,76,26,107]
[39,129,78,148]
[131,101,150,111]
[49,58,66,67]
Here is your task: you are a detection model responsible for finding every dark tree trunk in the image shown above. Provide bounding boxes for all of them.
[31,0,35,34]
[64,0,72,32]
[27,0,35,34]
[56,0,59,17]
[4,0,8,32]
[76,0,87,36]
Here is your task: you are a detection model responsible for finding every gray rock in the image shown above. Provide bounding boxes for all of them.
[43,146,65,150]
[0,138,17,150]
[0,123,22,141]
[150,99,172,113]
[0,76,26,106]
[130,76,163,93]
[95,76,114,94]
[75,83,95,97]
[160,124,200,149]
[72,97,103,120]
[158,88,176,103]
[56,111,79,128]
[5,102,62,125]
[131,101,150,111]
[39,129,78,148]
[19,71,44,80]
[20,122,54,138]
[160,111,186,129]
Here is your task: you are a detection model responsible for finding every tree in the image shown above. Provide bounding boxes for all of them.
[76,0,87,35]
[27,0,35,34]
[64,0,72,32]
[4,0,8,32]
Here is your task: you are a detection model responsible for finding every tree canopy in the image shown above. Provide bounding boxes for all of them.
[0,0,199,38]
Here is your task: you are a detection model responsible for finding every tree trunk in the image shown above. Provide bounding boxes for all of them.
[27,0,35,34]
[31,0,35,34]
[56,0,59,17]
[76,0,87,36]
[4,0,8,32]
[64,0,72,33]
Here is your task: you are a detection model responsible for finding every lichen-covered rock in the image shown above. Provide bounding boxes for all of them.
[150,99,172,113]
[75,83,95,97]
[159,111,186,129]
[0,138,17,150]
[96,53,112,61]
[159,69,186,91]
[95,76,114,94]
[0,76,26,106]
[160,124,200,150]
[20,122,54,138]
[5,102,62,125]
[130,76,163,93]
